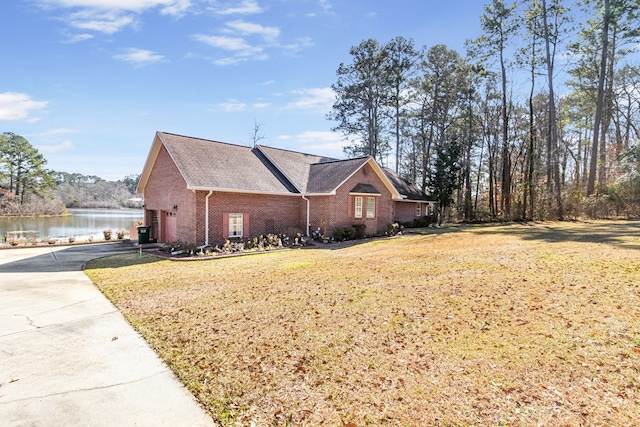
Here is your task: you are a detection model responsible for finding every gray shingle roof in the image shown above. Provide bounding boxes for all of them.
[306,157,370,193]
[158,132,294,193]
[350,183,380,194]
[147,132,431,201]
[255,145,336,192]
[382,167,431,200]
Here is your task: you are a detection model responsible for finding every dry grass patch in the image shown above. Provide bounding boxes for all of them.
[86,221,640,426]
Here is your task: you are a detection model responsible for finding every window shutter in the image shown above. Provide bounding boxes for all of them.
[243,213,250,238]
[348,196,353,217]
[222,213,229,238]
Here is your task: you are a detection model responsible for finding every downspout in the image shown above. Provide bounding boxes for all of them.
[301,195,310,236]
[205,190,213,246]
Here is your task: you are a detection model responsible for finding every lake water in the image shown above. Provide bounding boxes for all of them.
[1,208,144,243]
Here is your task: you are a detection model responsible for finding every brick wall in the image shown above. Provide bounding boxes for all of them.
[144,148,420,244]
[330,162,394,235]
[143,145,197,243]
[394,201,420,224]
[202,191,304,246]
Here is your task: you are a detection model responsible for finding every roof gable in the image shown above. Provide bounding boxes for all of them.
[306,157,370,194]
[138,132,430,202]
[138,132,295,194]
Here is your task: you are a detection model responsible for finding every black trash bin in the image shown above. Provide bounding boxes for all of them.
[137,226,151,244]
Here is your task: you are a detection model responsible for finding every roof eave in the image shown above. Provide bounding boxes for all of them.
[187,185,299,197]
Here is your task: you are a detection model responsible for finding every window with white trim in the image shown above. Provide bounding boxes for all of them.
[416,203,421,217]
[229,213,243,237]
[366,196,376,218]
[354,196,363,218]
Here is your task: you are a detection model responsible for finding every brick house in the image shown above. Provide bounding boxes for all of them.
[136,132,435,245]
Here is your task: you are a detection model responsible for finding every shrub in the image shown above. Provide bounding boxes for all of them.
[352,223,366,239]
[387,222,404,235]
[103,229,112,240]
[332,227,344,241]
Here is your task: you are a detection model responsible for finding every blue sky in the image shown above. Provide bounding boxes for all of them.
[1,0,487,180]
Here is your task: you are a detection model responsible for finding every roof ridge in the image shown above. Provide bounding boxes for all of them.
[158,131,251,149]
[256,144,338,160]
[310,156,369,166]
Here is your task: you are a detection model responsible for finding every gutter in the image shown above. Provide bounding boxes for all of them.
[205,190,213,246]
[301,195,310,236]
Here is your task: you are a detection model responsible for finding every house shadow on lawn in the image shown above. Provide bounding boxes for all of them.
[465,220,640,250]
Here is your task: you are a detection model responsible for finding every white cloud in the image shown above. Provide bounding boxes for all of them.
[193,35,252,51]
[68,10,136,34]
[37,128,80,137]
[192,33,267,65]
[218,99,247,111]
[36,140,74,153]
[252,102,270,109]
[39,0,191,34]
[113,48,165,66]
[283,130,346,157]
[62,32,94,43]
[281,36,313,55]
[40,0,189,13]
[214,0,262,15]
[0,92,48,121]
[286,87,334,112]
[225,20,279,41]
[318,0,332,12]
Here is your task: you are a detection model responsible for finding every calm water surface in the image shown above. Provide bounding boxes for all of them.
[1,208,143,242]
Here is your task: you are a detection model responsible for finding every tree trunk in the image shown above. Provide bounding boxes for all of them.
[586,0,610,196]
[542,0,563,219]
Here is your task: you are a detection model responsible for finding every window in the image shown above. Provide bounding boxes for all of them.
[416,203,422,217]
[366,197,376,218]
[229,213,243,237]
[354,196,363,218]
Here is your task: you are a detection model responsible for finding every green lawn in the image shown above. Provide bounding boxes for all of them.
[86,221,640,426]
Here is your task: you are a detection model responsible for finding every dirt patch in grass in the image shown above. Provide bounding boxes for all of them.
[86,221,640,426]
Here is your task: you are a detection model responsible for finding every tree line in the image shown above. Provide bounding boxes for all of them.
[328,0,640,221]
[0,132,141,215]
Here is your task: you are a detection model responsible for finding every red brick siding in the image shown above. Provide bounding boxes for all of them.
[200,191,304,246]
[143,145,197,243]
[307,195,331,236]
[394,201,420,224]
[144,149,412,243]
[330,163,394,235]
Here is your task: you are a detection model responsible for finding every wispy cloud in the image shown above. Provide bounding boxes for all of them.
[281,36,313,56]
[62,32,94,43]
[279,130,346,157]
[213,0,263,15]
[307,0,332,16]
[67,10,136,34]
[193,19,277,65]
[224,20,280,41]
[36,128,80,137]
[218,99,247,112]
[113,48,166,66]
[36,139,74,153]
[286,87,334,112]
[0,92,48,121]
[38,0,191,34]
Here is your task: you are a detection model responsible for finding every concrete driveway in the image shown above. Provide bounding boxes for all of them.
[0,242,216,427]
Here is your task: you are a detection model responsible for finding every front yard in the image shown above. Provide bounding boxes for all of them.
[85,221,640,426]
